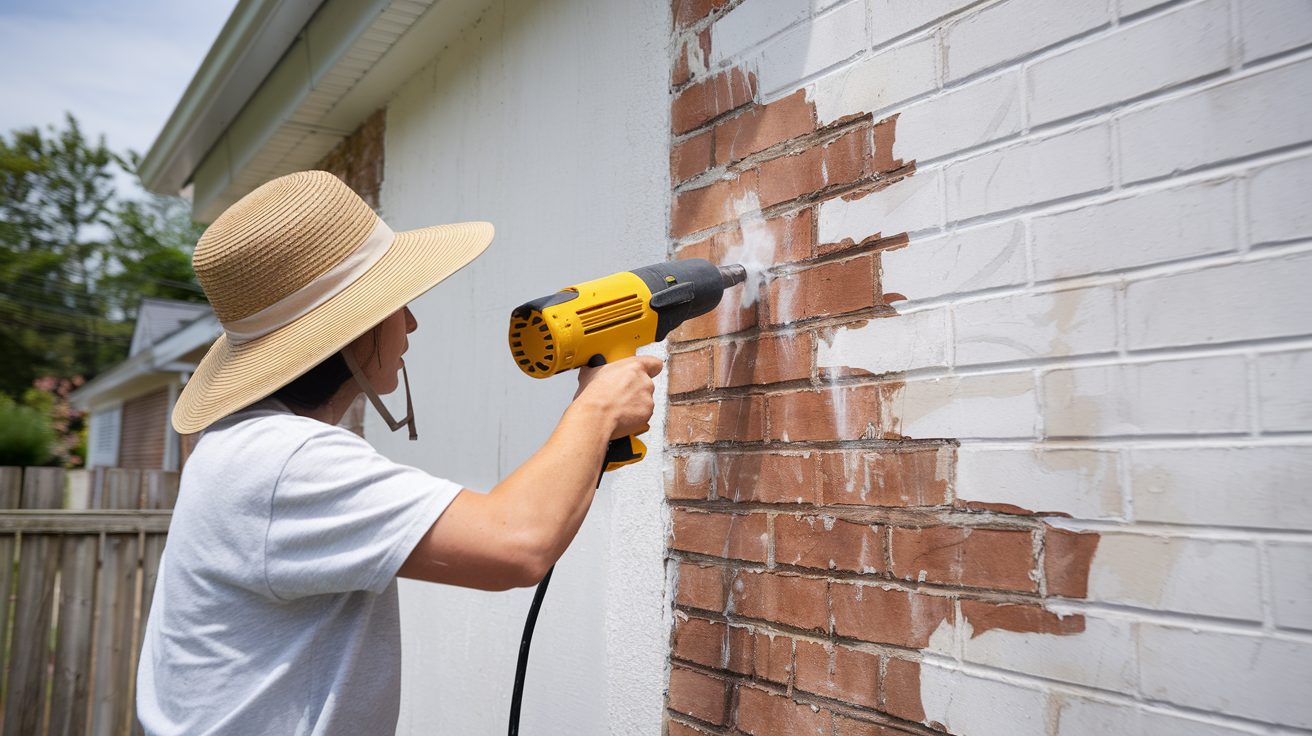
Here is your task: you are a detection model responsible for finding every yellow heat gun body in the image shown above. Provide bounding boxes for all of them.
[510,258,746,473]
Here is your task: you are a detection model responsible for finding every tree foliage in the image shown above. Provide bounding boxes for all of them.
[0,113,207,398]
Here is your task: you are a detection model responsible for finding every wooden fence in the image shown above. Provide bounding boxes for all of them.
[0,466,176,736]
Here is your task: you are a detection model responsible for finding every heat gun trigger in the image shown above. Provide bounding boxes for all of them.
[584,353,648,474]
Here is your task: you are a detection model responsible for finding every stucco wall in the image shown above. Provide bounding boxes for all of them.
[374,0,670,733]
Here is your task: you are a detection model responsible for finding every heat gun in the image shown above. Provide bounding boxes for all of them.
[508,258,748,472]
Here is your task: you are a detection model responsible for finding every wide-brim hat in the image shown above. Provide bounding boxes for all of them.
[172,170,493,434]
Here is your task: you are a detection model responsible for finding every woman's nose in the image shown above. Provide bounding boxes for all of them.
[404,306,418,333]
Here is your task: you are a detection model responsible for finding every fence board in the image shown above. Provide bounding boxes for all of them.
[48,535,96,736]
[3,533,62,735]
[0,467,21,722]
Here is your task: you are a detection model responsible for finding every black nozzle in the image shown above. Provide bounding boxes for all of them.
[719,264,747,289]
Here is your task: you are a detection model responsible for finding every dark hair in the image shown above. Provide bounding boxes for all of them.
[274,353,353,409]
[274,328,380,409]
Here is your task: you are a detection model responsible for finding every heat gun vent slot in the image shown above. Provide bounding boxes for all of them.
[578,294,644,335]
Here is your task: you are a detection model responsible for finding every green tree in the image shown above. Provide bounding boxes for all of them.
[0,114,207,398]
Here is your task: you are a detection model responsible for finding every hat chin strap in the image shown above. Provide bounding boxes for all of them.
[339,349,418,441]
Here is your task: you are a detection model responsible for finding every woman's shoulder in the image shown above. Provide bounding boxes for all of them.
[190,398,359,467]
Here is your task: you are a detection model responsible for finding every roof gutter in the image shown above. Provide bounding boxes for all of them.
[139,0,325,196]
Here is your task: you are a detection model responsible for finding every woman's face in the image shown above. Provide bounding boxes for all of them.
[347,305,418,394]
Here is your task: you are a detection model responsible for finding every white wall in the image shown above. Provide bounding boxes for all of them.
[375,0,671,733]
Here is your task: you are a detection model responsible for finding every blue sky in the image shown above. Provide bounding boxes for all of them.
[0,0,240,163]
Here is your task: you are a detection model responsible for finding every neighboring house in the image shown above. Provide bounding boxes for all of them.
[69,298,218,470]
[138,1,1312,735]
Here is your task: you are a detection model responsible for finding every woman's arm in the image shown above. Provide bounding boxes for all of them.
[398,355,662,590]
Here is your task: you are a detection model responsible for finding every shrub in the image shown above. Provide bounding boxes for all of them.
[0,394,55,466]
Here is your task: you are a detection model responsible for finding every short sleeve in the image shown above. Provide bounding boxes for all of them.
[263,425,463,599]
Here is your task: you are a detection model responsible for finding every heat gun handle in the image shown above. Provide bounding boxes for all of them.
[603,435,647,473]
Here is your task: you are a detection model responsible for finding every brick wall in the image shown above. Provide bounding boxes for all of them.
[664,1,1312,734]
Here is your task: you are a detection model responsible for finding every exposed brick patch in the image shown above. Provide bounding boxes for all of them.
[714,331,813,388]
[823,448,953,508]
[960,599,1086,638]
[317,108,385,210]
[734,685,832,736]
[880,657,925,723]
[672,67,757,135]
[830,583,953,649]
[669,666,731,725]
[669,346,714,394]
[755,128,874,209]
[1044,528,1101,598]
[667,396,765,444]
[794,640,881,709]
[765,384,897,442]
[670,509,769,563]
[673,0,730,30]
[775,515,883,573]
[763,255,879,326]
[672,129,715,184]
[730,570,829,632]
[676,561,728,612]
[890,526,1038,593]
[673,615,728,668]
[715,90,818,166]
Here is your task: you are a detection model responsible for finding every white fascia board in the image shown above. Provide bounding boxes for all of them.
[69,315,222,410]
[140,0,325,195]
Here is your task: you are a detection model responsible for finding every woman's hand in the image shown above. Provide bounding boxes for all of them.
[573,355,663,439]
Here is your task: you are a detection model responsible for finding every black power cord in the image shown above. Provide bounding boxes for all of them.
[507,438,626,736]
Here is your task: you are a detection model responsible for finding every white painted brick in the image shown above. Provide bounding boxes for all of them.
[1031,178,1238,281]
[947,125,1112,222]
[955,446,1122,518]
[1250,154,1312,245]
[816,309,950,374]
[1088,534,1263,620]
[880,220,1027,301]
[954,286,1118,365]
[1042,356,1248,437]
[919,661,1051,736]
[818,167,943,245]
[806,35,938,124]
[1028,0,1231,125]
[1240,0,1312,63]
[1259,349,1312,432]
[1119,0,1175,17]
[755,1,869,97]
[1138,709,1266,736]
[1131,446,1312,530]
[961,614,1137,692]
[945,0,1111,82]
[894,372,1038,438]
[1138,624,1312,728]
[710,0,810,66]
[1119,59,1312,183]
[896,70,1023,162]
[1055,698,1140,734]
[1269,541,1312,630]
[1126,252,1312,349]
[869,0,978,46]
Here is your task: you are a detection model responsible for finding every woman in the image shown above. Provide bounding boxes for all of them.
[136,171,660,735]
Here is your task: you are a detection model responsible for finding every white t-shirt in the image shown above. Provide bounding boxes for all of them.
[136,397,463,735]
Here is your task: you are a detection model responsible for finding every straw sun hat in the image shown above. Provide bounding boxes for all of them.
[171,170,494,435]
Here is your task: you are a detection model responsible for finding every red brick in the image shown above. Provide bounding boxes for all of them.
[734,685,832,736]
[672,129,715,184]
[959,599,1085,638]
[671,509,769,563]
[669,346,713,394]
[726,625,755,675]
[671,29,711,87]
[1044,528,1100,598]
[668,453,714,501]
[753,630,794,684]
[880,657,924,723]
[671,173,755,239]
[668,720,714,736]
[833,717,905,736]
[669,666,730,725]
[701,206,814,269]
[716,452,825,505]
[667,397,765,445]
[676,561,727,612]
[754,127,873,208]
[763,255,877,326]
[731,570,829,632]
[775,515,883,573]
[794,640,880,709]
[714,90,817,165]
[670,297,759,340]
[890,527,1038,593]
[823,448,953,508]
[673,616,727,668]
[673,0,730,29]
[672,67,756,134]
[766,384,896,443]
[714,332,813,388]
[830,583,953,649]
